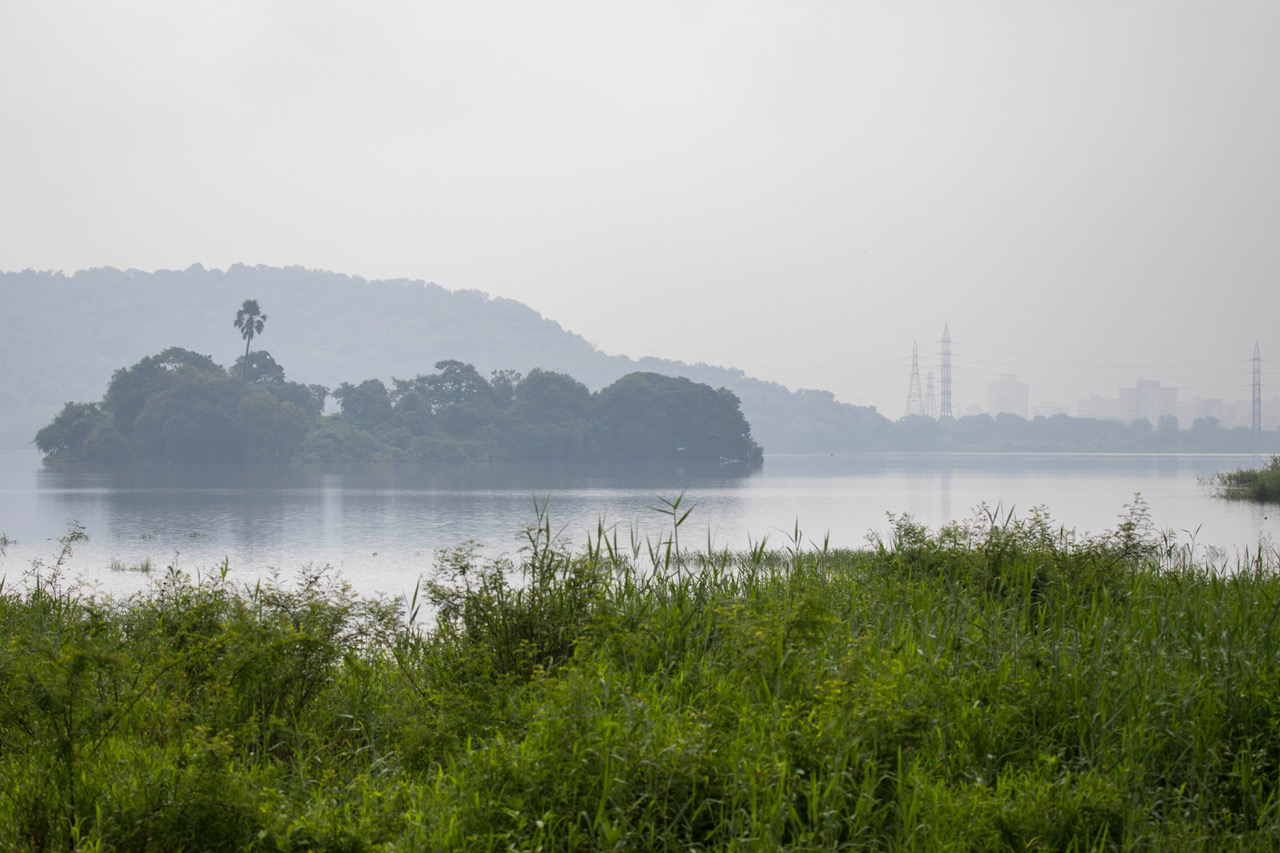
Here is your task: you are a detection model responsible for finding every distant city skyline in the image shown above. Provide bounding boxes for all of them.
[903,334,1272,429]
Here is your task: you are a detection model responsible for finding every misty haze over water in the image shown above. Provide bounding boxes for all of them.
[1,451,1274,601]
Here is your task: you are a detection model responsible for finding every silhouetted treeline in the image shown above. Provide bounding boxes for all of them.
[34,350,764,466]
[887,412,1280,453]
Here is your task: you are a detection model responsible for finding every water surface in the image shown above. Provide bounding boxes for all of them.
[1,451,1274,600]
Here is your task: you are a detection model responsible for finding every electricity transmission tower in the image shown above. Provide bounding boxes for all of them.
[940,324,953,419]
[1255,342,1262,438]
[905,341,925,417]
[925,373,938,419]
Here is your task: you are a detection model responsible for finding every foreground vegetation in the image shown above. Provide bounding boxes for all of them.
[2,503,1279,850]
[1215,455,1280,502]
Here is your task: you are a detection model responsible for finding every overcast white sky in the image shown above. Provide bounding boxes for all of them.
[2,1,1277,417]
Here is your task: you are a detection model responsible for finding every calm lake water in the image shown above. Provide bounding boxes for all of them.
[1,450,1275,601]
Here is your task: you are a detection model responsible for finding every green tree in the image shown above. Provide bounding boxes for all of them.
[596,372,762,464]
[514,369,592,424]
[233,299,267,379]
[1156,414,1180,444]
[394,390,433,436]
[505,370,598,460]
[333,379,394,427]
[236,390,310,461]
[263,380,328,420]
[489,369,522,409]
[102,347,225,436]
[395,361,496,440]
[893,413,945,450]
[133,371,241,461]
[34,402,110,462]
[230,349,285,384]
[421,360,491,413]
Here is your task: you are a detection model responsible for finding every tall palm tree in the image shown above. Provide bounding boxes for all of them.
[234,299,267,379]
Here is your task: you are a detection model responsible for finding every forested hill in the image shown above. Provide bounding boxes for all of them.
[1,265,890,452]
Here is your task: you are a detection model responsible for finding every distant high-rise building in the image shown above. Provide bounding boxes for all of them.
[1078,395,1122,421]
[1119,380,1177,425]
[1184,396,1230,426]
[988,374,1029,418]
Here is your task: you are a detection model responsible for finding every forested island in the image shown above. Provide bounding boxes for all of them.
[34,346,764,467]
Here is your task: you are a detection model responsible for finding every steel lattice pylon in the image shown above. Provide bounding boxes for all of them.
[940,324,953,419]
[1254,342,1262,438]
[905,341,925,417]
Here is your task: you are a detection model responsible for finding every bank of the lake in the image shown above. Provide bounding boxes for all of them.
[2,510,1277,850]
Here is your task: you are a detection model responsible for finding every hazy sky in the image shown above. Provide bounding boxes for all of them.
[3,1,1277,417]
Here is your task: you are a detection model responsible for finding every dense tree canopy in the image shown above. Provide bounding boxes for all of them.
[39,349,317,463]
[231,350,286,384]
[311,363,763,465]
[596,373,762,463]
[36,352,764,467]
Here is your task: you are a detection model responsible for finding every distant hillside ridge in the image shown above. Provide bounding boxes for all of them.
[1,264,890,452]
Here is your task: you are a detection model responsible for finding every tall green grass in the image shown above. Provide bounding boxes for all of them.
[1215,455,1280,502]
[1,502,1278,850]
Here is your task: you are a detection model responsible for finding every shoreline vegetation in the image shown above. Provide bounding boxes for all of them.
[1213,456,1280,502]
[3,503,1279,849]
